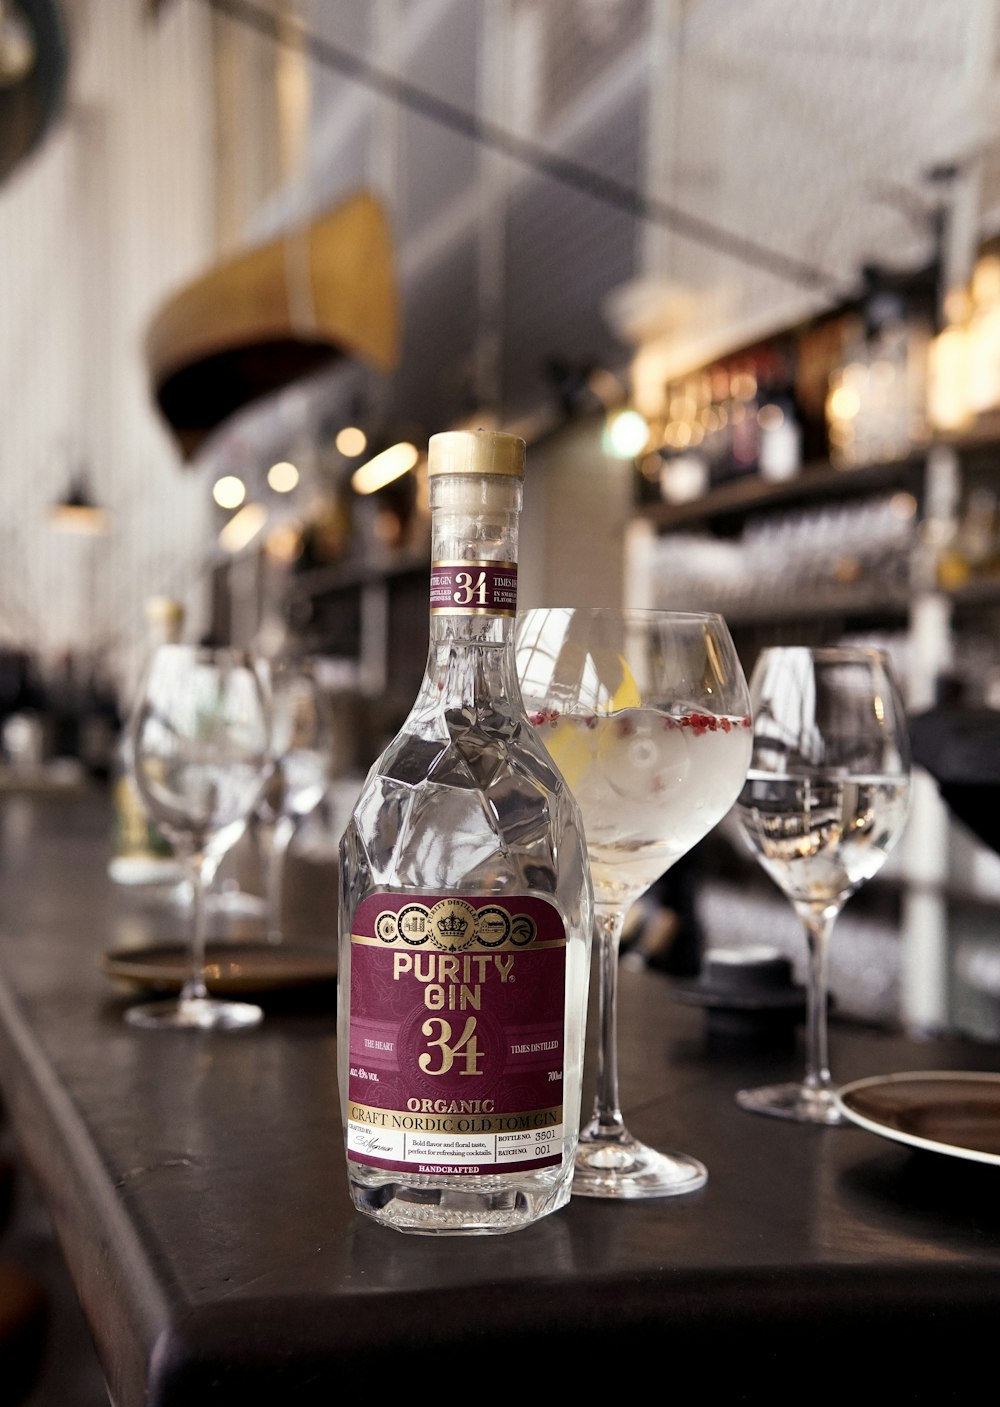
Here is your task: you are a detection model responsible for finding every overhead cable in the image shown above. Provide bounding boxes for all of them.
[203,0,849,299]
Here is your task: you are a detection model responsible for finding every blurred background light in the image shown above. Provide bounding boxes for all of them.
[603,409,650,459]
[219,502,266,553]
[213,475,246,510]
[267,460,299,493]
[351,441,419,494]
[336,425,368,457]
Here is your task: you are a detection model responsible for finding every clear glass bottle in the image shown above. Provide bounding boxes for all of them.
[338,429,593,1235]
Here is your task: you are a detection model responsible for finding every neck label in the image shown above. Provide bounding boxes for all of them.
[430,560,517,616]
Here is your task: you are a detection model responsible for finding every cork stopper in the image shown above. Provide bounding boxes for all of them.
[427,428,525,479]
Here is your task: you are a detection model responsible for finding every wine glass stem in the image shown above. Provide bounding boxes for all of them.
[262,817,294,944]
[797,903,838,1096]
[586,904,628,1140]
[179,851,221,1007]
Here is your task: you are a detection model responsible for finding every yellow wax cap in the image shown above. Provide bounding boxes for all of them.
[427,428,525,479]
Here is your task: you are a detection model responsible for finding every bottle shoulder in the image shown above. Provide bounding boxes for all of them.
[341,711,592,914]
[357,705,574,810]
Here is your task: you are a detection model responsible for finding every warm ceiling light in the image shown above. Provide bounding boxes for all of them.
[219,503,267,553]
[267,460,299,493]
[603,409,650,459]
[336,425,367,457]
[827,384,861,422]
[351,441,419,494]
[213,474,246,509]
[265,522,303,565]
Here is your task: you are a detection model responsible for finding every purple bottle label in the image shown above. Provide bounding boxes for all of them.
[430,561,518,616]
[346,894,566,1175]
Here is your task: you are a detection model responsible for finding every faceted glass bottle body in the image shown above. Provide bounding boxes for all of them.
[338,449,593,1234]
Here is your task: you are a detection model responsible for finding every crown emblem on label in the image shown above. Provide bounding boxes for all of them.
[436,910,469,938]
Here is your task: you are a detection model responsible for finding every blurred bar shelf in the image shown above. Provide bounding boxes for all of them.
[637,453,929,530]
[290,543,429,596]
[702,585,914,627]
[687,580,1000,628]
[638,420,1000,531]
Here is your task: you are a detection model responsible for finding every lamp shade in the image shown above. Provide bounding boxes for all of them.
[145,190,401,461]
[0,0,68,187]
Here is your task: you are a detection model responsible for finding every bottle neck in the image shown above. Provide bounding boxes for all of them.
[422,472,522,703]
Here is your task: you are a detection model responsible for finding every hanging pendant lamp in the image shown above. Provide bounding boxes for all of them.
[48,471,109,535]
[144,189,401,462]
[0,0,67,187]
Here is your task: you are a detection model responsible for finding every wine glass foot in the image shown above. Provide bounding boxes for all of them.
[736,1081,846,1125]
[124,995,263,1032]
[572,1134,707,1199]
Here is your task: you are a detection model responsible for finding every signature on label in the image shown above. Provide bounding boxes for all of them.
[353,1129,394,1156]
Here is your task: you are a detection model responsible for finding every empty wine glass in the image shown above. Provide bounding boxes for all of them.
[254,658,333,945]
[733,645,911,1123]
[127,645,272,1030]
[516,607,752,1197]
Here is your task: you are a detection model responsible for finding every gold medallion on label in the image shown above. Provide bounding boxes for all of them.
[475,905,511,946]
[428,899,477,951]
[375,911,399,943]
[397,904,432,945]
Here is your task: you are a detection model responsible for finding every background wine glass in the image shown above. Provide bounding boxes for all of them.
[127,644,272,1030]
[516,607,752,1197]
[733,645,911,1123]
[254,658,333,945]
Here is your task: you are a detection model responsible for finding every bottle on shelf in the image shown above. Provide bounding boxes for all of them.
[726,354,760,479]
[702,363,733,485]
[75,662,122,783]
[32,651,119,786]
[938,486,1000,590]
[338,428,594,1235]
[108,597,186,887]
[756,339,802,483]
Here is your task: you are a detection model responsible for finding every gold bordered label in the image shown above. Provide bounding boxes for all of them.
[346,893,567,1176]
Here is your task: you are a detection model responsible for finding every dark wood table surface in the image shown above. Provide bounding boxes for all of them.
[1,788,1000,1406]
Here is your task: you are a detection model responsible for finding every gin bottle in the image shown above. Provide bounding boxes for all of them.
[338,429,593,1234]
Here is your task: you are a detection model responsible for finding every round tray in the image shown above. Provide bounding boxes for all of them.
[101,941,337,997]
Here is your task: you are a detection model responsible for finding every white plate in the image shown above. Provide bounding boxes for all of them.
[835,1071,1000,1166]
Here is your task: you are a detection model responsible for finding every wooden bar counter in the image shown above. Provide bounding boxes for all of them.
[1,788,999,1405]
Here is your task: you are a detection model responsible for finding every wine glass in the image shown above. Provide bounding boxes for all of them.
[516,607,752,1197]
[254,658,333,944]
[127,644,272,1030]
[733,645,911,1123]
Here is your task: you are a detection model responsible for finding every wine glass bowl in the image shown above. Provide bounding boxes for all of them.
[254,658,333,944]
[127,645,272,1030]
[516,607,752,1197]
[733,645,911,1123]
